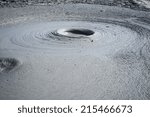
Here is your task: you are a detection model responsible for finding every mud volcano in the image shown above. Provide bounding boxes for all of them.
[51,28,95,41]
[0,3,150,99]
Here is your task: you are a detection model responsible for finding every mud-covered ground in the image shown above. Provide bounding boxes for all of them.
[0,1,150,100]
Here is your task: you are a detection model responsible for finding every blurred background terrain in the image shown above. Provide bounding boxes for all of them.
[0,0,150,11]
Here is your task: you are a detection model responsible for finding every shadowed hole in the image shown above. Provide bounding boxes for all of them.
[66,29,94,36]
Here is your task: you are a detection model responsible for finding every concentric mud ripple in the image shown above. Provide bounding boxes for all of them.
[5,20,144,54]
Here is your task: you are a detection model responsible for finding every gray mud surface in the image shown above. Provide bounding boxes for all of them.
[0,1,150,100]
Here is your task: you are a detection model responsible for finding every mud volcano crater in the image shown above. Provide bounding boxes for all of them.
[65,28,95,36]
[55,28,95,38]
[0,58,19,73]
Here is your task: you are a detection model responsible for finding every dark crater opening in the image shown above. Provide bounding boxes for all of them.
[66,29,94,36]
[0,58,19,73]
